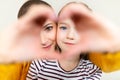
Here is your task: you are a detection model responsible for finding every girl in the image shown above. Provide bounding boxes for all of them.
[57,2,102,80]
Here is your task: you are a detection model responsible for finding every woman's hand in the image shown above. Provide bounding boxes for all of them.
[0,6,60,63]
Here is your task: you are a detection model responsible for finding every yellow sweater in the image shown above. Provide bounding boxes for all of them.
[0,62,30,80]
[0,52,120,80]
[89,52,120,72]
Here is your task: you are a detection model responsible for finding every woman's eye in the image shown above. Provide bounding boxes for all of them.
[59,26,67,30]
[44,26,53,31]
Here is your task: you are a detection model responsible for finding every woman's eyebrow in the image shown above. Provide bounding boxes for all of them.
[43,23,53,28]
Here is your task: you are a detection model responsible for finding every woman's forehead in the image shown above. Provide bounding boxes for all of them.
[29,4,52,10]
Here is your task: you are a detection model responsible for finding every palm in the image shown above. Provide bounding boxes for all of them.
[0,8,59,62]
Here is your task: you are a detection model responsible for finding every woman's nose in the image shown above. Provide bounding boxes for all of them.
[40,34,48,45]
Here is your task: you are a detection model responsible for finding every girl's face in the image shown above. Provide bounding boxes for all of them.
[57,18,80,53]
[57,3,101,53]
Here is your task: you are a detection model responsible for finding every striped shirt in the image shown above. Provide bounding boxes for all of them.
[26,59,102,80]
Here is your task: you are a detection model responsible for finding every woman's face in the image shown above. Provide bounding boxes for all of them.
[40,20,56,52]
[27,4,57,52]
[38,5,57,52]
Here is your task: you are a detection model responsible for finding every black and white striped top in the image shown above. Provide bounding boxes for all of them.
[26,59,102,80]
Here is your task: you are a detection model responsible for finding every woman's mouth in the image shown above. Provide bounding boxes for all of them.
[42,44,52,49]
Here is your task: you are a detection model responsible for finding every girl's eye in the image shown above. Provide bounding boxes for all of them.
[44,25,53,31]
[59,26,67,30]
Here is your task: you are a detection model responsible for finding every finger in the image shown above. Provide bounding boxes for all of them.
[59,3,120,53]
[10,50,62,62]
[59,3,92,21]
[60,3,119,39]
[21,6,57,25]
[58,3,98,30]
[37,51,62,60]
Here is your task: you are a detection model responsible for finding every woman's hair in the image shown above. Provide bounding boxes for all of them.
[18,0,51,18]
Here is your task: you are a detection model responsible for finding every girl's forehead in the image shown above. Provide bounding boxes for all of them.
[59,2,91,15]
[58,3,79,17]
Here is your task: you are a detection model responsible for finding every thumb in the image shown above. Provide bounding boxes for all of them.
[59,3,92,21]
[20,6,57,26]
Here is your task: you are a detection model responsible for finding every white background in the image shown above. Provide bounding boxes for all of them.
[0,0,120,80]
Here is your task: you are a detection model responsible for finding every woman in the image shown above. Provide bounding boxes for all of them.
[0,0,58,80]
[0,0,59,63]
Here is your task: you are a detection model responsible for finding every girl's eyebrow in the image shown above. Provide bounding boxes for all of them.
[58,22,70,28]
[58,22,67,25]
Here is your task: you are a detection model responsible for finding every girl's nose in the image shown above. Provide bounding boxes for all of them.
[67,27,81,41]
[67,28,76,40]
[67,31,74,40]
